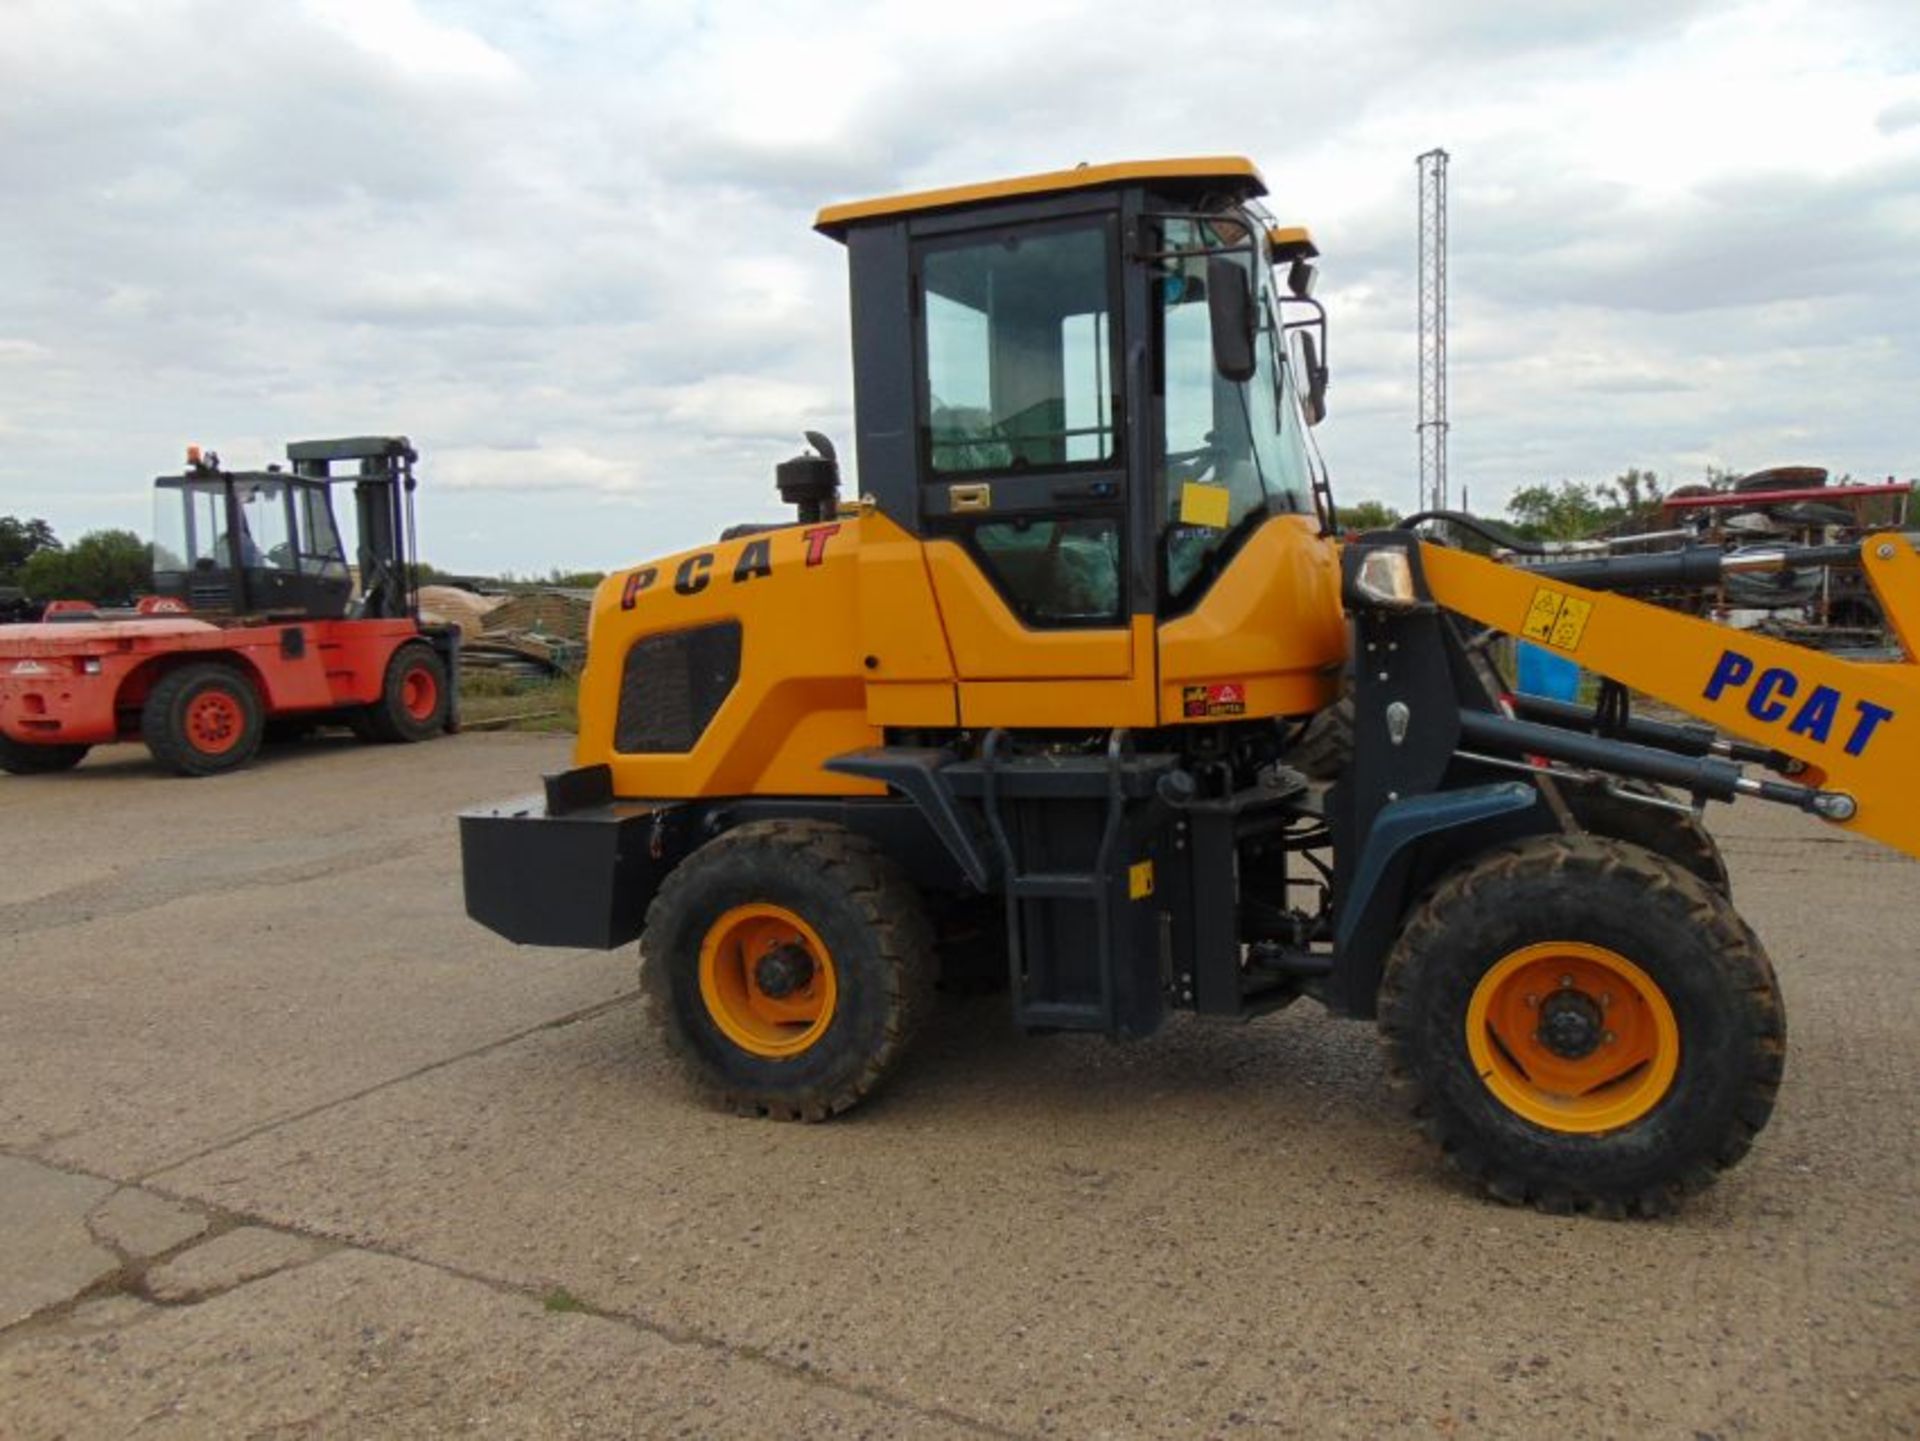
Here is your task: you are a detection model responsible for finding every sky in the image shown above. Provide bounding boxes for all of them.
[1,0,1917,574]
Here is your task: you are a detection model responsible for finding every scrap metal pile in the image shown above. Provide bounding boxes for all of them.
[1515,468,1912,655]
[418,585,589,680]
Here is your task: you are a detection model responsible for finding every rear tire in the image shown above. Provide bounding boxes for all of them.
[142,664,263,776]
[357,643,449,743]
[1379,835,1783,1217]
[0,735,90,774]
[1293,692,1354,780]
[641,821,936,1120]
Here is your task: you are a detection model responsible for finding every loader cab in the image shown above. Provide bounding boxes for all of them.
[816,157,1342,726]
[149,436,419,621]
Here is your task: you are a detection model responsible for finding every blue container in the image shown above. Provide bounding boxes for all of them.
[1515,640,1581,701]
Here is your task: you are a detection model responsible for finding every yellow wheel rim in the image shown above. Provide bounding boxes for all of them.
[1465,941,1680,1135]
[697,904,837,1059]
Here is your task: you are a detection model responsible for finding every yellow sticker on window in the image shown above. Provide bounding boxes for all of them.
[1179,482,1231,529]
[1128,860,1155,900]
[1521,586,1592,653]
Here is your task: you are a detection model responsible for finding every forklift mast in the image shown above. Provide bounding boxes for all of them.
[286,436,420,621]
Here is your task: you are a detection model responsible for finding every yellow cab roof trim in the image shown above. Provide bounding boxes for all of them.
[1267,225,1319,260]
[815,156,1267,237]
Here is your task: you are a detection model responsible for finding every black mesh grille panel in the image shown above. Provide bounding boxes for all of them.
[614,621,742,754]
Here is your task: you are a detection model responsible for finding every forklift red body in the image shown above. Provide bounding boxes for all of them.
[0,437,459,776]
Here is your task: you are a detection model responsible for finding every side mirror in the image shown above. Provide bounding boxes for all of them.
[1299,331,1329,426]
[1206,257,1257,383]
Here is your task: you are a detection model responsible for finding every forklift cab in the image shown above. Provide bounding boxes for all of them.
[150,437,419,621]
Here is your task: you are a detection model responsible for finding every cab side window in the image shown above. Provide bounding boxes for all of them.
[916,221,1125,626]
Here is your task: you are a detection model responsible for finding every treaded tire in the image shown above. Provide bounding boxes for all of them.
[1732,465,1826,493]
[641,821,936,1120]
[1379,835,1784,1218]
[1563,781,1730,897]
[1293,692,1354,780]
[141,663,264,777]
[0,735,90,774]
[359,643,449,743]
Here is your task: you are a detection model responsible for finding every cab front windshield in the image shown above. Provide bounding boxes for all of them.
[152,478,347,577]
[1157,214,1314,604]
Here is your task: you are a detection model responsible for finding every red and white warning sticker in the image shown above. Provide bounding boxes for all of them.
[1182,682,1247,718]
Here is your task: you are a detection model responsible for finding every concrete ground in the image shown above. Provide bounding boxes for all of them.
[1,733,1915,1439]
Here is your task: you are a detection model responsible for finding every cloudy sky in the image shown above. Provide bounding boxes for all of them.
[3,0,1917,573]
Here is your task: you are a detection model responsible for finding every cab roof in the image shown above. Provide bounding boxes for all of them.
[814,156,1267,239]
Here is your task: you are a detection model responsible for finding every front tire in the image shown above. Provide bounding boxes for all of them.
[0,735,90,774]
[142,664,263,776]
[1379,835,1784,1217]
[641,821,936,1120]
[1563,780,1730,897]
[358,643,449,743]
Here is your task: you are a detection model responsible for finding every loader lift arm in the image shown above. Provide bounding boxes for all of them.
[1406,534,1920,859]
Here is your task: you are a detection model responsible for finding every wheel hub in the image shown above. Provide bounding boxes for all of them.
[1464,941,1680,1135]
[1536,990,1604,1060]
[754,942,815,999]
[697,904,839,1059]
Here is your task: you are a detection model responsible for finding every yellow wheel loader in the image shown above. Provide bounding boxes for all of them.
[462,157,1920,1216]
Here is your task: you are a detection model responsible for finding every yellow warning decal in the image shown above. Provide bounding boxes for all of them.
[1128,860,1155,900]
[1547,595,1592,652]
[1521,587,1592,653]
[1179,482,1231,529]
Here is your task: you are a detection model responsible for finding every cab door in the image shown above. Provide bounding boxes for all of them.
[910,214,1137,690]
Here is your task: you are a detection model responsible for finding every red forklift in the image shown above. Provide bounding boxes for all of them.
[0,436,458,777]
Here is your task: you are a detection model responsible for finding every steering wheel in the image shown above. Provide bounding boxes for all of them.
[1166,444,1223,486]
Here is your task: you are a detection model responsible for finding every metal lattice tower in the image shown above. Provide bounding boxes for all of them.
[1416,148,1450,513]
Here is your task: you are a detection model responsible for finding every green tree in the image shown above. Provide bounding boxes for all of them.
[1598,467,1664,514]
[1337,500,1401,532]
[1506,481,1611,541]
[19,530,152,604]
[0,515,59,583]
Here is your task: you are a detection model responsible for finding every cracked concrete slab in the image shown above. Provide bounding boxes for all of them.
[144,1226,330,1302]
[0,1157,118,1328]
[0,737,625,1177]
[3,735,1917,1437]
[0,1248,974,1440]
[88,1187,211,1259]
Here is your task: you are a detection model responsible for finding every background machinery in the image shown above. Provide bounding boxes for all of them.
[462,158,1919,1216]
[0,436,457,776]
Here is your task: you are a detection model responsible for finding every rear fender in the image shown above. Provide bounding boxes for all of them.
[116,649,270,723]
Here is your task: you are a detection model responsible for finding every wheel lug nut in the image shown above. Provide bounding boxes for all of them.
[1525,994,1538,1008]
[1601,993,1613,1008]
[1603,1031,1617,1045]
[1559,975,1574,988]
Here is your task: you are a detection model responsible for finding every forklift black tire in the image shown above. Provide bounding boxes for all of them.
[360,644,450,743]
[142,663,264,777]
[640,820,936,1121]
[1563,780,1731,897]
[1379,834,1783,1218]
[0,735,90,774]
